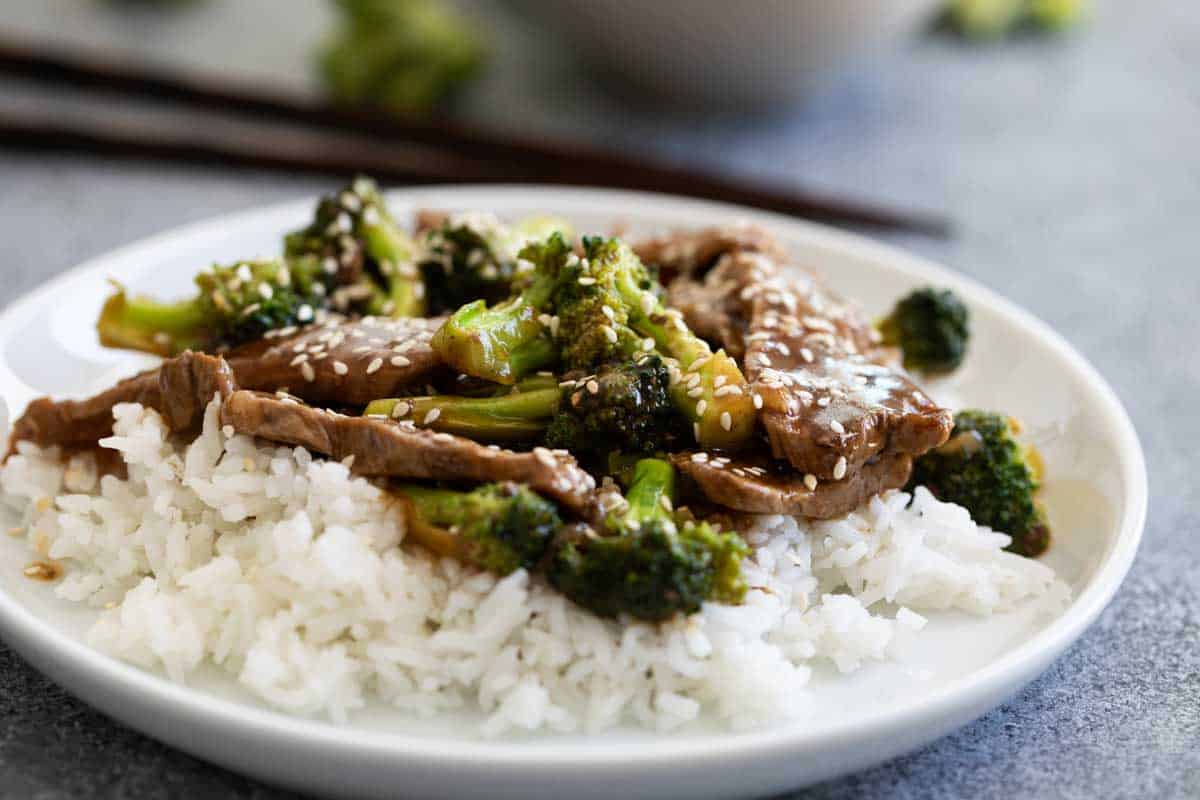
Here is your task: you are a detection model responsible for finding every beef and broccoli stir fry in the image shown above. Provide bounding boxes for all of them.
[9,177,1052,621]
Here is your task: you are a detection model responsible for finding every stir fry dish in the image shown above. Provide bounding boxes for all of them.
[8,177,1052,624]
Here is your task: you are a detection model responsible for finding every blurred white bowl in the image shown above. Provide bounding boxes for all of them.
[527,0,943,111]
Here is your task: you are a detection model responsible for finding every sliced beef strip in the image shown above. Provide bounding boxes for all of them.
[673,450,912,519]
[9,351,234,451]
[744,268,952,481]
[221,390,596,513]
[665,250,775,359]
[227,316,444,407]
[632,223,786,284]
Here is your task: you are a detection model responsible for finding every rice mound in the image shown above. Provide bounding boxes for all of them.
[0,400,1066,735]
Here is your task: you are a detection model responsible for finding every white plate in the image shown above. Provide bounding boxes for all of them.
[0,187,1146,800]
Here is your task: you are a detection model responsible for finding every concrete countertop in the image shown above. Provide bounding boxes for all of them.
[0,1,1195,797]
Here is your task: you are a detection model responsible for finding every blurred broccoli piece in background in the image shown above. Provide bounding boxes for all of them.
[941,0,1087,38]
[320,0,486,115]
[419,213,573,316]
[878,287,969,374]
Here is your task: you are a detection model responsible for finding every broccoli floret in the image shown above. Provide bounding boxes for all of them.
[555,236,757,450]
[544,356,685,459]
[97,256,334,356]
[418,214,573,315]
[878,287,970,374]
[320,0,485,116]
[365,357,685,456]
[365,383,561,443]
[909,409,1050,557]
[396,482,561,574]
[1026,0,1087,30]
[284,177,423,317]
[941,0,1086,38]
[547,458,748,621]
[430,232,573,384]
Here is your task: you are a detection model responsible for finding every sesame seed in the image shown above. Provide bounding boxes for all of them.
[714,385,742,397]
[714,375,728,388]
[640,292,656,314]
[720,411,732,431]
[366,357,383,375]
[290,354,308,366]
[578,276,597,286]
[423,408,442,425]
[390,355,410,367]
[300,362,315,382]
[687,387,704,399]
[642,338,655,352]
[236,263,252,282]
[602,326,618,343]
[659,495,673,512]
[753,393,764,409]
[803,473,818,491]
[327,361,347,376]
[601,305,615,321]
[391,401,411,419]
[240,303,261,318]
[691,452,709,463]
[695,399,708,416]
[830,419,845,434]
[534,447,556,467]
[689,355,711,372]
[586,380,600,395]
[322,257,338,275]
[833,456,848,480]
[800,348,814,363]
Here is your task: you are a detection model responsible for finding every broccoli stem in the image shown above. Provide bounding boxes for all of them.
[633,311,756,450]
[619,457,676,530]
[97,290,209,356]
[364,386,560,442]
[431,297,557,384]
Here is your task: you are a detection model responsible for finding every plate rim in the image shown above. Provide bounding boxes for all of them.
[0,185,1147,770]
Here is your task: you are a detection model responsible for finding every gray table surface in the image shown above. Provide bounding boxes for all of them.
[0,1,1196,798]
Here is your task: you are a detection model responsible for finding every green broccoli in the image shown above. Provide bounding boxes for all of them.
[546,458,749,621]
[878,287,970,374]
[364,356,686,456]
[320,0,485,116]
[909,409,1050,557]
[395,482,561,574]
[942,0,1086,38]
[545,356,685,459]
[551,236,757,450]
[429,232,573,384]
[365,382,561,443]
[97,256,335,356]
[418,214,573,316]
[430,233,756,448]
[284,177,423,317]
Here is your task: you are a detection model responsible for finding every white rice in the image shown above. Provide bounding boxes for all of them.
[0,400,1067,735]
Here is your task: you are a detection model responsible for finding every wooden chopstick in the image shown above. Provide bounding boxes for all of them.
[0,109,526,184]
[0,37,951,237]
